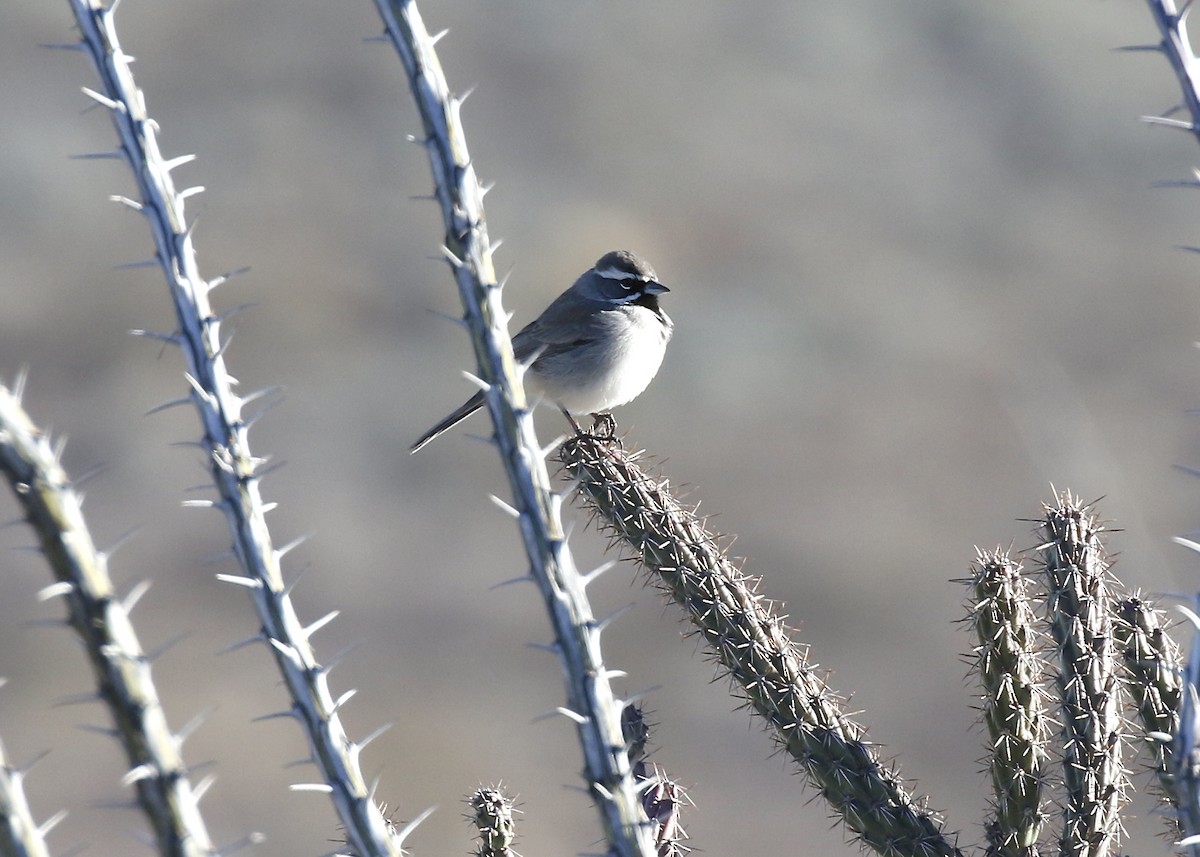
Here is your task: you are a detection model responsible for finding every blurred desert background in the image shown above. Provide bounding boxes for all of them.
[3,2,1200,856]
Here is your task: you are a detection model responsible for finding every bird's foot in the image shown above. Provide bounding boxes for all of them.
[588,412,619,443]
[561,410,620,446]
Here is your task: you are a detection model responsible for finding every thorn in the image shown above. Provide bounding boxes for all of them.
[303,610,339,640]
[12,367,29,400]
[179,186,205,201]
[182,499,217,509]
[363,34,389,44]
[552,706,587,725]
[423,307,468,328]
[70,151,124,160]
[76,723,118,738]
[129,326,177,343]
[1175,602,1200,630]
[122,580,152,612]
[218,633,265,655]
[245,396,284,430]
[101,525,141,560]
[108,195,143,211]
[37,809,68,838]
[1140,114,1197,130]
[37,581,75,602]
[480,181,495,198]
[72,463,110,488]
[281,565,309,597]
[489,495,520,518]
[80,87,122,110]
[207,266,252,290]
[253,708,298,723]
[488,238,503,256]
[1113,43,1164,53]
[394,806,437,848]
[267,638,303,669]
[215,573,261,589]
[176,706,214,744]
[358,723,393,751]
[440,245,463,267]
[596,603,636,634]
[461,371,490,394]
[121,764,157,786]
[621,686,661,707]
[275,533,311,561]
[248,458,286,481]
[242,385,284,406]
[580,560,617,587]
[148,631,190,662]
[489,572,534,590]
[526,640,560,656]
[540,434,568,459]
[193,774,217,802]
[319,642,361,675]
[331,688,357,713]
[145,394,192,416]
[211,302,258,325]
[39,42,86,52]
[282,756,314,769]
[289,783,334,794]
[430,28,449,45]
[163,153,197,172]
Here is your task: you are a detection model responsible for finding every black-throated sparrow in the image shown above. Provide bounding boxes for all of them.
[410,250,673,452]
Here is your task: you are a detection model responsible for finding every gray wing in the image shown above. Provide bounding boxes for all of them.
[511,294,611,364]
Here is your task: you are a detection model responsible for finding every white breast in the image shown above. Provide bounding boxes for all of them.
[527,307,671,416]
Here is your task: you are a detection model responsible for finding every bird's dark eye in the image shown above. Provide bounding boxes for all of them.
[619,279,639,291]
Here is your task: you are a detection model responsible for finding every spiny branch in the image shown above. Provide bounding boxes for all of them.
[560,435,963,857]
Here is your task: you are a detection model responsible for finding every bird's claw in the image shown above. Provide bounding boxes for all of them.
[588,412,619,444]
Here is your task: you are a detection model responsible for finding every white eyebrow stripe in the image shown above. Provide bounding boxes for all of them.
[595,266,652,282]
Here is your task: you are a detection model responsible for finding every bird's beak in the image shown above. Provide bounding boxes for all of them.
[644,281,669,295]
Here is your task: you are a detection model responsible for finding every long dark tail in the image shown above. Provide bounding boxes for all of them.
[409,390,487,453]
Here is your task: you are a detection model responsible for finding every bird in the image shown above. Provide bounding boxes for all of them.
[410,250,673,453]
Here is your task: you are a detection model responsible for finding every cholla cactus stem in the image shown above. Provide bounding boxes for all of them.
[1113,596,1193,843]
[966,550,1049,857]
[467,788,518,857]
[1038,493,1126,857]
[559,436,963,857]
